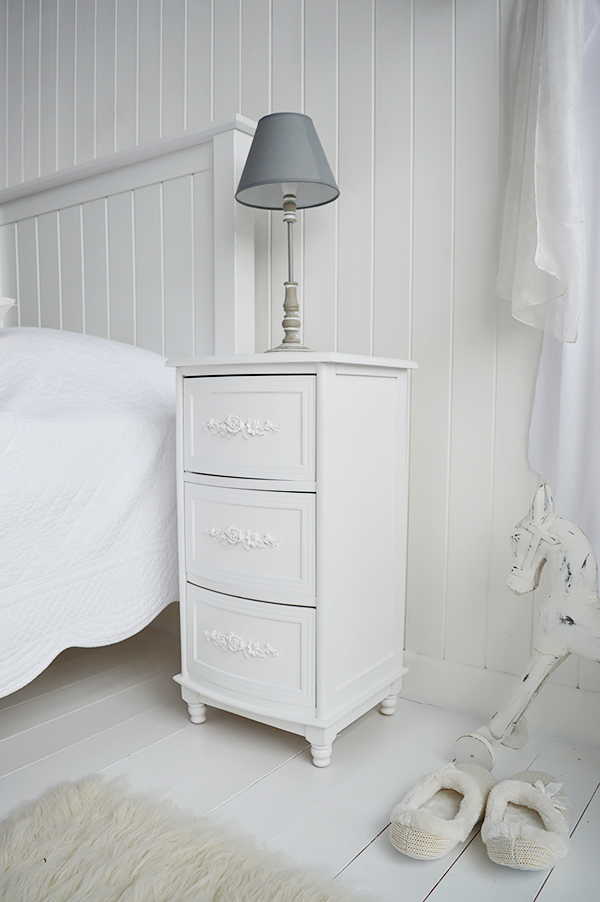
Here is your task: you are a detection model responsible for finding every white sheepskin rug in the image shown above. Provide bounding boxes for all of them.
[0,775,366,902]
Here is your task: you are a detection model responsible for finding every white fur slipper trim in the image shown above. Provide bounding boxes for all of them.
[390,762,496,860]
[482,771,570,870]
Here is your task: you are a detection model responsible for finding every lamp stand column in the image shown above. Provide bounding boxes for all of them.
[267,194,310,352]
[280,279,305,348]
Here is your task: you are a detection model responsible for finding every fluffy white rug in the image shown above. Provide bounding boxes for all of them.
[0,776,365,901]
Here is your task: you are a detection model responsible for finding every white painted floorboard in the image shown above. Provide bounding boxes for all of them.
[1,627,599,901]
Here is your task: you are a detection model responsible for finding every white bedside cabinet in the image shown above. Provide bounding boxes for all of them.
[167,352,416,766]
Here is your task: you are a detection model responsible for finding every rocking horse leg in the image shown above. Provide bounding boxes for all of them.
[488,651,567,744]
[454,651,567,769]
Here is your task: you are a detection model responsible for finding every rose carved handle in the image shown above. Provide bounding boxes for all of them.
[206,526,280,549]
[204,629,281,659]
[203,415,281,439]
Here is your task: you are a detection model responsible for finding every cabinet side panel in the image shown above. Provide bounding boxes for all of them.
[323,371,403,699]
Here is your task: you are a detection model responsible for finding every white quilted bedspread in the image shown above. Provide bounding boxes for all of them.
[0,328,179,698]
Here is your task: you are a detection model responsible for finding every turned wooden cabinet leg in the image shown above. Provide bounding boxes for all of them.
[379,693,398,716]
[310,743,333,767]
[188,701,207,724]
[180,685,207,724]
[306,725,337,768]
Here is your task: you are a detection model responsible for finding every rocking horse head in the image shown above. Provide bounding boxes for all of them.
[508,485,559,595]
[508,484,598,599]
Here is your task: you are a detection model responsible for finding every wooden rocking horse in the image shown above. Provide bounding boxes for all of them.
[455,484,600,769]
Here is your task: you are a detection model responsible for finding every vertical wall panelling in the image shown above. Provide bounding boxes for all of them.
[212,0,240,121]
[372,0,413,362]
[240,0,270,124]
[37,210,61,329]
[253,213,271,351]
[22,0,40,183]
[16,217,39,326]
[443,1,499,669]
[75,0,96,165]
[192,168,214,356]
[486,302,542,676]
[57,0,76,171]
[302,0,338,353]
[163,175,194,359]
[115,0,138,152]
[269,0,303,347]
[5,0,23,187]
[95,0,117,159]
[240,0,271,351]
[107,190,135,346]
[185,0,212,132]
[137,0,162,144]
[404,0,455,660]
[39,0,58,177]
[0,0,6,191]
[271,0,302,113]
[133,181,163,354]
[212,127,255,355]
[336,0,374,355]
[59,204,84,334]
[82,197,109,338]
[161,0,186,137]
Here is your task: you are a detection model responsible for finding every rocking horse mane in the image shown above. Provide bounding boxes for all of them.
[548,517,598,596]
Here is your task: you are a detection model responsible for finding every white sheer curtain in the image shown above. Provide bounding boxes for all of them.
[528,2,600,557]
[497,0,585,342]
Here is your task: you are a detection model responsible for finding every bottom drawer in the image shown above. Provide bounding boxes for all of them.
[186,584,315,707]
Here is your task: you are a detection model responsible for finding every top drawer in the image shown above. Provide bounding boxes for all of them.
[183,375,316,481]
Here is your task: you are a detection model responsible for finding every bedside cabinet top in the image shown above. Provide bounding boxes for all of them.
[166,351,417,372]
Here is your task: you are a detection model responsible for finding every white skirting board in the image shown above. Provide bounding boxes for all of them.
[402,651,600,749]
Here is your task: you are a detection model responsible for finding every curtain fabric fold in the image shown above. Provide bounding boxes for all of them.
[497,0,585,343]
[529,2,600,558]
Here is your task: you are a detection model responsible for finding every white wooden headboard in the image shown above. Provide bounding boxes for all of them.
[0,115,256,358]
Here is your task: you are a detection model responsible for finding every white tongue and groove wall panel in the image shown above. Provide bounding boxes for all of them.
[1,0,595,743]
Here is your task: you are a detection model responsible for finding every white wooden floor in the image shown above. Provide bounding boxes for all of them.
[1,626,599,901]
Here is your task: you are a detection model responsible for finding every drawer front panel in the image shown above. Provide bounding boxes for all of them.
[185,482,316,603]
[186,584,315,706]
[183,375,316,480]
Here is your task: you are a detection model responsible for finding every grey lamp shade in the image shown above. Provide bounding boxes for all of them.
[235,112,339,210]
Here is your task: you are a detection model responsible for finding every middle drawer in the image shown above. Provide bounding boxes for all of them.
[184,481,316,604]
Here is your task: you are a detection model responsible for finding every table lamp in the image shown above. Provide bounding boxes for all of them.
[235,112,339,351]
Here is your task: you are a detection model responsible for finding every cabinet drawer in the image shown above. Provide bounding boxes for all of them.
[186,584,315,707]
[185,482,316,604]
[183,375,315,481]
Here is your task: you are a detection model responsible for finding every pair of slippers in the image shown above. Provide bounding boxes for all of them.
[390,763,570,870]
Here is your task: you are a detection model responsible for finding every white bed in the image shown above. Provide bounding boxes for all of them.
[0,327,179,698]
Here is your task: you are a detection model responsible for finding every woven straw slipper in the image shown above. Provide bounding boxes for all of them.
[481,771,570,870]
[390,762,496,860]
